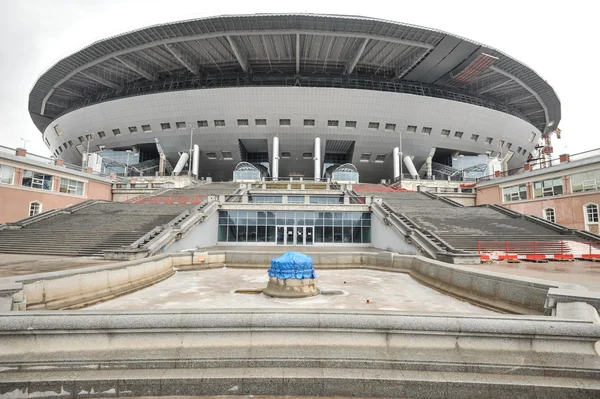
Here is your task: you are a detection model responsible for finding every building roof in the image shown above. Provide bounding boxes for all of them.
[30,13,560,135]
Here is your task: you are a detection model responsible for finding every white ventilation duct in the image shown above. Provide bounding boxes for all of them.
[272,136,279,181]
[192,144,200,177]
[403,155,418,178]
[173,152,189,175]
[314,137,321,181]
[393,147,400,179]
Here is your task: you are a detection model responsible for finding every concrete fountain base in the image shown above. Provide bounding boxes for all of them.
[263,276,320,298]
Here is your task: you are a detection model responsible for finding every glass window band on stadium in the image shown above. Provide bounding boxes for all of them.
[218,211,371,245]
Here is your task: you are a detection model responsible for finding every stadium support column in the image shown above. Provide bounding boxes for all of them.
[393,147,400,179]
[272,136,279,181]
[192,144,200,177]
[173,153,189,176]
[314,137,321,181]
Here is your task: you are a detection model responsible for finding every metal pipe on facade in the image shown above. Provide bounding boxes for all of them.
[393,147,400,179]
[403,155,418,178]
[314,137,321,181]
[272,136,279,181]
[192,144,200,177]
[173,153,189,175]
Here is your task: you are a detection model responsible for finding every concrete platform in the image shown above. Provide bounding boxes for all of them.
[86,268,494,314]
[0,254,115,278]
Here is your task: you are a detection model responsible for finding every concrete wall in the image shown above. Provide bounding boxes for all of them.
[370,212,419,254]
[167,211,219,253]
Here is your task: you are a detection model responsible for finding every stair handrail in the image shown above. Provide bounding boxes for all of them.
[421,191,464,207]
[0,199,102,230]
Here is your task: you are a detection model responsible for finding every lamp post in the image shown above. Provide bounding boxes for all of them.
[459,154,464,181]
[81,130,90,171]
[399,129,403,185]
[188,124,194,177]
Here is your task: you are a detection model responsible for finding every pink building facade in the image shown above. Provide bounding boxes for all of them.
[0,147,113,223]
[476,154,600,233]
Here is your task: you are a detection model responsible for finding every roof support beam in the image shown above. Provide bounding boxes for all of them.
[114,56,156,81]
[490,65,549,130]
[295,34,300,74]
[164,44,199,75]
[525,109,545,116]
[39,30,434,115]
[395,48,429,79]
[344,38,369,75]
[507,93,534,105]
[226,35,250,73]
[476,77,512,95]
[80,71,120,89]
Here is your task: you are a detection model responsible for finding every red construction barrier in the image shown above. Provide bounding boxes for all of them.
[478,240,600,261]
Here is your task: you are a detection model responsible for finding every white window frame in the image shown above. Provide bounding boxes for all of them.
[59,178,85,196]
[533,178,563,198]
[0,164,15,185]
[543,207,556,223]
[29,201,42,217]
[22,170,54,191]
[584,202,599,233]
[502,184,527,203]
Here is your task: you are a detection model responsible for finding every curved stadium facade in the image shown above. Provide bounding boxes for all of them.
[29,14,560,182]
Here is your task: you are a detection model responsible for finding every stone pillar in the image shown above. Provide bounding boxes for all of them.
[85,167,93,174]
[54,159,64,166]
[523,163,531,171]
[15,148,27,157]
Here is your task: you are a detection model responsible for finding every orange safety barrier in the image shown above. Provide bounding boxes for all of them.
[478,240,600,261]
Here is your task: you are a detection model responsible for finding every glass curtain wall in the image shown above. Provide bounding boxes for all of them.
[218,210,371,244]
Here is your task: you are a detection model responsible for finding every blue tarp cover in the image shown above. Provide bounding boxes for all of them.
[268,252,316,280]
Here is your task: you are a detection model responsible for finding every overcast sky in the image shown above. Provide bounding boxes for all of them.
[0,0,597,157]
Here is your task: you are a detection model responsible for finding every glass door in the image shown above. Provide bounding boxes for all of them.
[305,226,314,245]
[296,226,304,245]
[286,226,295,245]
[276,226,285,245]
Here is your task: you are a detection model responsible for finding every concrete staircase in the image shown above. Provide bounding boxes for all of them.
[0,203,192,257]
[360,189,595,254]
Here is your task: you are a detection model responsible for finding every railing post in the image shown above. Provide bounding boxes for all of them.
[505,240,509,256]
[560,240,564,255]
[533,240,536,255]
[590,241,592,255]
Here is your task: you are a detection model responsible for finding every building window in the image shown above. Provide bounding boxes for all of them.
[128,126,138,133]
[533,178,563,198]
[78,136,84,143]
[176,121,186,129]
[485,137,493,144]
[368,122,379,130]
[278,119,290,126]
[406,125,417,133]
[67,140,73,147]
[522,149,528,156]
[471,134,479,141]
[0,164,15,184]
[571,170,600,193]
[375,154,387,163]
[22,170,53,191]
[112,128,121,136]
[29,201,42,217]
[141,124,152,132]
[197,120,208,128]
[529,132,536,143]
[454,131,463,139]
[441,129,450,137]
[60,178,85,196]
[507,142,513,150]
[502,184,527,202]
[53,125,62,136]
[206,152,217,159]
[280,151,291,159]
[586,204,599,223]
[98,131,106,138]
[499,140,505,147]
[214,120,226,127]
[304,119,315,127]
[345,121,357,128]
[543,208,556,223]
[303,152,313,159]
[360,153,371,162]
[255,118,267,126]
[327,120,339,127]
[517,146,522,154]
[421,127,432,135]
[238,119,249,126]
[385,123,396,131]
[221,151,233,160]
[161,123,171,130]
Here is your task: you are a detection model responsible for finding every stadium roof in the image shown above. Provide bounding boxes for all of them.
[29,13,560,135]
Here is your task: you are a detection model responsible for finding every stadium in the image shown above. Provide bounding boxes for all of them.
[29,13,560,182]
